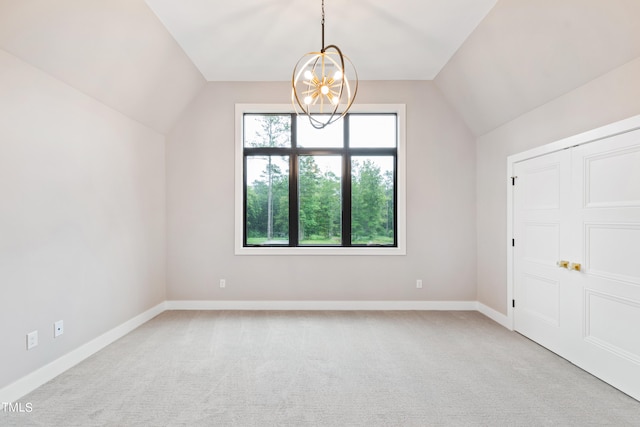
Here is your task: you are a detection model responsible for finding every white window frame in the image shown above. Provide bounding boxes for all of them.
[235,103,407,256]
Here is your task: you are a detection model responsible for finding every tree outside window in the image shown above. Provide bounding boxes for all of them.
[243,113,397,248]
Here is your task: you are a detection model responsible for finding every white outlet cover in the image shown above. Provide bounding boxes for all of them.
[54,320,64,337]
[27,330,38,350]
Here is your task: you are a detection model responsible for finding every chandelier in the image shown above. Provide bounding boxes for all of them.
[291,0,358,129]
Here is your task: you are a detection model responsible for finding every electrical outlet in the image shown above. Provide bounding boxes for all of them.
[27,331,38,350]
[416,279,423,289]
[220,279,226,288]
[54,320,64,337]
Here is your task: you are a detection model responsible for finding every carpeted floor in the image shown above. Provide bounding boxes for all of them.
[3,310,640,426]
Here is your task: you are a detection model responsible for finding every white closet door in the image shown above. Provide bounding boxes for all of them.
[513,127,640,401]
[513,149,572,358]
[568,129,640,400]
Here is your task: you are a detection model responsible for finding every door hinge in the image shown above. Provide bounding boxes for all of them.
[512,299,515,308]
[511,176,517,186]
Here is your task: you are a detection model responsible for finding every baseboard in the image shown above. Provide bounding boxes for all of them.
[477,302,511,330]
[0,302,166,403]
[165,300,479,311]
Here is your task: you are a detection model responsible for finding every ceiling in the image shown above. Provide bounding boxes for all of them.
[435,0,640,134]
[1,1,639,136]
[145,0,498,81]
[0,0,206,134]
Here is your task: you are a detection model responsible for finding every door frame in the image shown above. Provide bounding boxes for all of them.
[506,114,640,330]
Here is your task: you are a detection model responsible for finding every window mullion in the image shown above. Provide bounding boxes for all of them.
[243,154,248,246]
[290,114,299,246]
[393,153,398,247]
[343,114,352,247]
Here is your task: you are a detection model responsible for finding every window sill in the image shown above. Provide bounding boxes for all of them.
[235,246,406,256]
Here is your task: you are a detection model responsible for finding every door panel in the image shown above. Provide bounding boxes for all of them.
[521,273,560,326]
[523,163,561,210]
[513,127,640,401]
[584,289,640,365]
[584,145,640,207]
[569,128,640,400]
[513,150,571,356]
[523,222,559,265]
[586,224,640,284]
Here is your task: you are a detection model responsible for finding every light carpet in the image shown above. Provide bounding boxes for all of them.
[3,310,639,426]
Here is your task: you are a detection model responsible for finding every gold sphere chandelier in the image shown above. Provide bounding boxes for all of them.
[292,0,358,129]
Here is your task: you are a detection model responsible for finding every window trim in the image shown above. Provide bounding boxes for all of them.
[235,104,406,256]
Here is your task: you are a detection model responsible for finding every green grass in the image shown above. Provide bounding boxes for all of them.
[246,237,288,245]
[248,235,393,245]
[351,236,394,245]
[299,237,342,245]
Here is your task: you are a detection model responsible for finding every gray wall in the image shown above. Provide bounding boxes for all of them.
[166,81,478,301]
[0,50,166,389]
[476,57,640,314]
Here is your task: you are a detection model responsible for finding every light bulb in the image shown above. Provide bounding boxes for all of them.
[330,96,339,105]
[304,70,313,80]
[333,70,343,81]
[303,96,313,105]
[320,85,329,95]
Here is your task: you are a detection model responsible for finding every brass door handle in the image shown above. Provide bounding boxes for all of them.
[557,260,569,268]
[570,262,582,272]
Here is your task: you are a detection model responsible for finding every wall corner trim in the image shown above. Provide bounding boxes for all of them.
[0,302,166,404]
[477,302,511,330]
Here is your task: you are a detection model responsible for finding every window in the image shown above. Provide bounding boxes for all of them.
[235,104,406,255]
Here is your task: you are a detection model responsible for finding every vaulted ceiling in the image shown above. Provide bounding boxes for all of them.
[0,0,206,134]
[144,0,497,81]
[1,0,639,135]
[435,0,640,134]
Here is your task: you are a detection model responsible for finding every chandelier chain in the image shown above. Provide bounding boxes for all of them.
[321,0,325,51]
